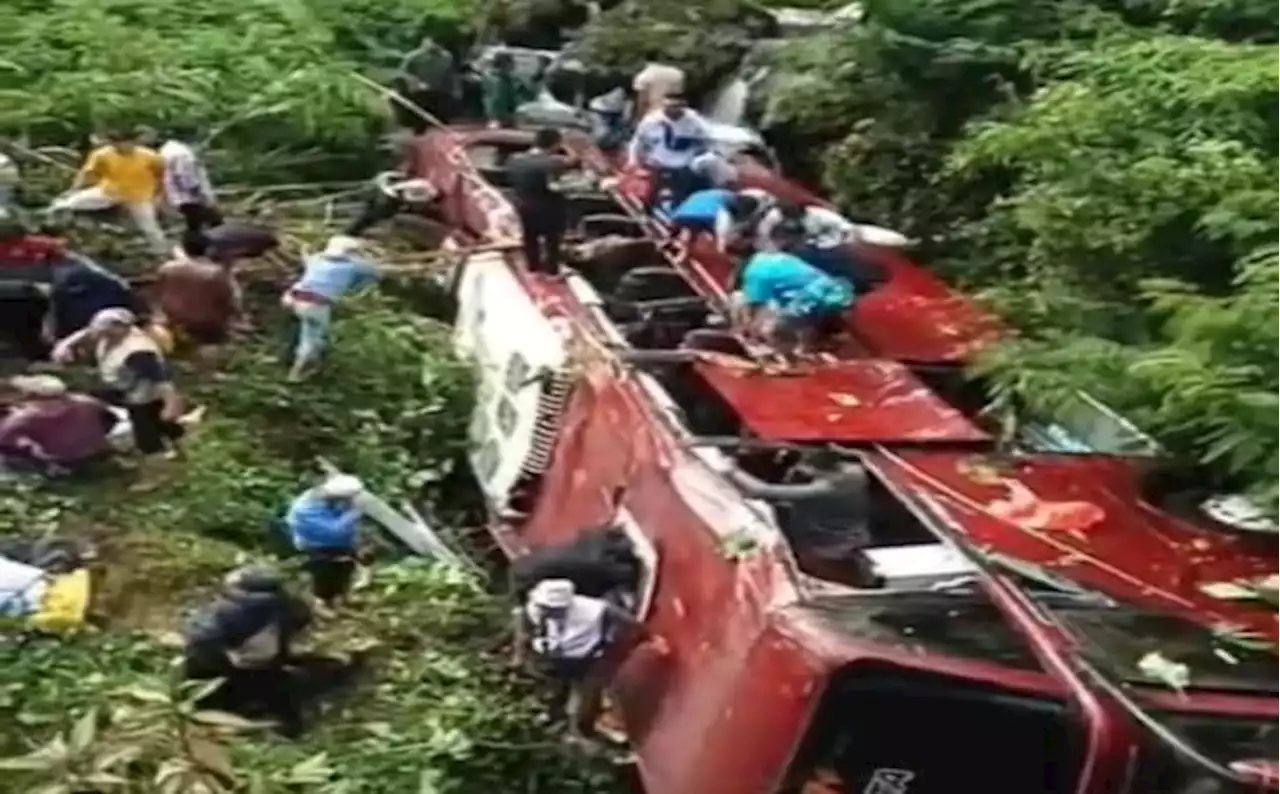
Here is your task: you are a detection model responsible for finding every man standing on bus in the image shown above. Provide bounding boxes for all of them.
[626,94,711,211]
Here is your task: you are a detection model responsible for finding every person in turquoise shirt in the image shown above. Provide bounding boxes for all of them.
[281,235,380,381]
[734,250,854,354]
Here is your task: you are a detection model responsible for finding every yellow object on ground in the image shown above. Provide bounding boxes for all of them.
[145,322,178,355]
[31,569,91,633]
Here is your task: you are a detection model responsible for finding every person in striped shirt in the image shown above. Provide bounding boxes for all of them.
[159,128,221,236]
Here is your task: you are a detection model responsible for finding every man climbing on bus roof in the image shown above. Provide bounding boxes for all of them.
[668,187,733,243]
[632,61,686,120]
[714,187,779,255]
[716,447,883,589]
[512,578,664,748]
[507,127,578,277]
[731,248,854,355]
[626,93,711,211]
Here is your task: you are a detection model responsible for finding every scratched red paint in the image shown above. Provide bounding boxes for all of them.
[409,127,1279,794]
[612,159,1005,364]
[692,358,990,444]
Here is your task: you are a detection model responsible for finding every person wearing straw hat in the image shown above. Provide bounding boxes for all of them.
[51,307,186,468]
[512,578,660,747]
[285,474,368,616]
[0,375,116,477]
[281,235,381,382]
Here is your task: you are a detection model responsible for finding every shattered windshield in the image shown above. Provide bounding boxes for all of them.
[806,577,1278,695]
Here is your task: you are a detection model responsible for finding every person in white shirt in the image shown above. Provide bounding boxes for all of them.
[159,129,220,236]
[511,578,659,746]
[626,94,712,210]
[632,62,685,120]
[758,201,874,285]
[713,188,779,254]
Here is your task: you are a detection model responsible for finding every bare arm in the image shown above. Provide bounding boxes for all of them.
[70,149,103,192]
[724,465,839,502]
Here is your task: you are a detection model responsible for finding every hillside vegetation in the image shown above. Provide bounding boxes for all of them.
[754,0,1278,505]
[0,1,624,792]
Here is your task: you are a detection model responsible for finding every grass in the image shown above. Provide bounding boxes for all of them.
[0,200,625,792]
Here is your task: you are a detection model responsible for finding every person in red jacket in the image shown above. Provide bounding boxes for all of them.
[0,375,116,477]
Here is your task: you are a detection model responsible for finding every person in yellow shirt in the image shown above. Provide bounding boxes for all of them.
[48,128,167,252]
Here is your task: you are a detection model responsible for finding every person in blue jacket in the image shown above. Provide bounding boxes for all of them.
[281,235,380,381]
[733,249,854,354]
[666,188,733,241]
[286,474,366,614]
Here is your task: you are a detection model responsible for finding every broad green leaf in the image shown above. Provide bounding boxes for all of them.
[191,710,272,731]
[68,708,98,753]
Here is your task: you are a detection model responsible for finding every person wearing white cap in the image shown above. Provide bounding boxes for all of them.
[281,235,381,382]
[0,375,116,476]
[344,171,443,237]
[286,474,368,613]
[51,307,186,466]
[511,577,658,746]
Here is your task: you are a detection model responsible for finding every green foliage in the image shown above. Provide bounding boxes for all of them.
[763,0,1279,502]
[762,0,1115,237]
[0,296,619,791]
[572,0,780,97]
[0,0,476,183]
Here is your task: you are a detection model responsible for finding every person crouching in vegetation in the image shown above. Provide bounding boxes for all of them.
[281,235,380,382]
[48,128,168,253]
[286,474,367,617]
[51,307,185,470]
[0,375,116,478]
[152,230,241,370]
[182,566,314,737]
[512,578,658,748]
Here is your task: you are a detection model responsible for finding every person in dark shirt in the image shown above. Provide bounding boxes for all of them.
[198,221,280,265]
[45,256,139,341]
[717,447,883,588]
[507,128,577,276]
[183,566,314,736]
[343,171,442,237]
[481,51,535,129]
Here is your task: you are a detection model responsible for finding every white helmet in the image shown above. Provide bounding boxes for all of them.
[528,578,575,610]
[323,235,366,258]
[316,474,364,500]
